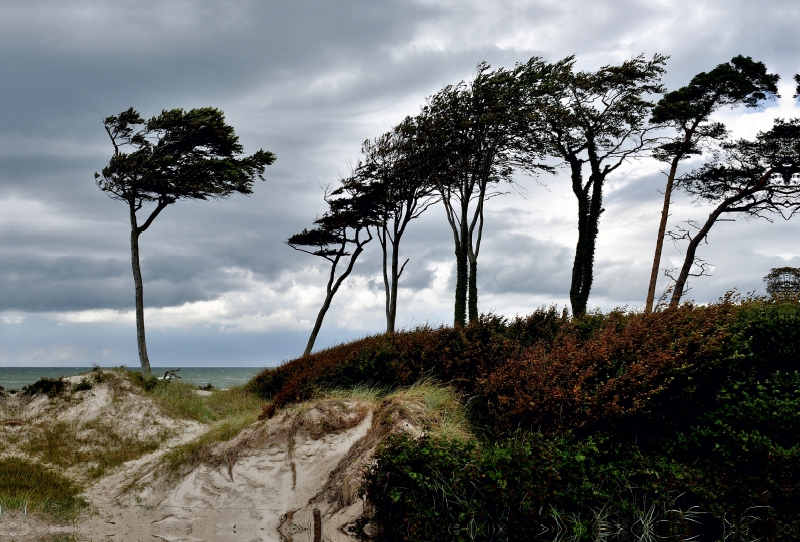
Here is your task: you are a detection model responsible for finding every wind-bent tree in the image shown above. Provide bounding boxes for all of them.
[533,54,667,315]
[419,59,552,326]
[354,118,437,334]
[764,266,800,296]
[96,107,275,373]
[670,118,800,305]
[644,56,779,312]
[288,181,374,356]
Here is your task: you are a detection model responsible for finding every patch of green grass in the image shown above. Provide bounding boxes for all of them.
[0,457,86,522]
[126,371,262,424]
[386,381,473,442]
[22,419,167,480]
[318,382,388,403]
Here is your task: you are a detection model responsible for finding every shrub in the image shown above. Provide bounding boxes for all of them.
[74,378,92,392]
[23,377,67,398]
[363,298,800,539]
[249,307,568,417]
[127,370,159,392]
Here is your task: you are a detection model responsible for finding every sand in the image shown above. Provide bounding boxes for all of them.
[0,372,418,541]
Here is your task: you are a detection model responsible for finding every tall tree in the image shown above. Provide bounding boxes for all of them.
[533,54,667,315]
[354,118,437,334]
[644,56,779,312]
[96,107,275,373]
[670,118,800,305]
[419,59,552,326]
[764,266,800,296]
[288,181,374,356]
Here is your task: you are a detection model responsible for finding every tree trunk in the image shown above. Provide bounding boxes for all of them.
[569,166,603,316]
[454,243,467,327]
[387,239,401,334]
[304,289,335,357]
[468,256,478,323]
[454,195,471,327]
[380,230,392,333]
[645,160,679,312]
[129,205,151,375]
[669,209,720,306]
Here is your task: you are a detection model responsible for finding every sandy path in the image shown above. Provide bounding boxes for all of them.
[79,409,374,541]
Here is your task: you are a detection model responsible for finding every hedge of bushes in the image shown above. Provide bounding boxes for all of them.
[248,297,800,540]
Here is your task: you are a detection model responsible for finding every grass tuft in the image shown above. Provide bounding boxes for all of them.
[0,457,86,522]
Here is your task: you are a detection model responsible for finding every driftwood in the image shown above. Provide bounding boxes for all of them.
[163,369,181,382]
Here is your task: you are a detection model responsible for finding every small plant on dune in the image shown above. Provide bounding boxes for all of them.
[73,378,92,392]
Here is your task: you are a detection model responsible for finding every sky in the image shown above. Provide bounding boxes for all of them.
[2,0,800,367]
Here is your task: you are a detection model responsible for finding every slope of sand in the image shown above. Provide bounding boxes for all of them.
[0,372,425,541]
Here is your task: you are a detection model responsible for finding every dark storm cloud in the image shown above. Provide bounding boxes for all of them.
[4,0,800,364]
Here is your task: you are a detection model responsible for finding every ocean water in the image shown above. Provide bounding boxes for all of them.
[0,366,269,390]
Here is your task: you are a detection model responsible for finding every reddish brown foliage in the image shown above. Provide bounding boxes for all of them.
[250,304,739,434]
[481,304,739,433]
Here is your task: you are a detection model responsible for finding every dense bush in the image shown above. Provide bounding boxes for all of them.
[250,297,800,539]
[364,299,800,540]
[365,432,710,541]
[249,306,567,417]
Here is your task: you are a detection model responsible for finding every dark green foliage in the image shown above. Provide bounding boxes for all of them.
[128,370,160,392]
[764,267,800,296]
[365,433,708,542]
[362,298,800,540]
[73,378,92,392]
[23,377,67,398]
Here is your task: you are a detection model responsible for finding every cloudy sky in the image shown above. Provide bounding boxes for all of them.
[2,0,800,367]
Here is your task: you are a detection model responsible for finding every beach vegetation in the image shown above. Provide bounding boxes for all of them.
[250,295,800,539]
[0,457,86,522]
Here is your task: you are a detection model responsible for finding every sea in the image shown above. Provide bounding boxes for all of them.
[0,366,269,391]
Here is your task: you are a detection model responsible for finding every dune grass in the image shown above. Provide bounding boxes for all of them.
[385,381,473,442]
[21,419,168,480]
[123,374,265,481]
[0,457,86,522]
[126,370,262,424]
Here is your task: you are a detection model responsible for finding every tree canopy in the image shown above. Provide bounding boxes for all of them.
[670,118,800,305]
[644,56,779,311]
[530,54,667,315]
[96,107,275,373]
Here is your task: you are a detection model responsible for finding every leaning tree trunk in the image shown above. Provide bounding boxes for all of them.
[129,205,151,374]
[669,209,720,306]
[304,289,336,358]
[645,158,680,312]
[303,235,370,357]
